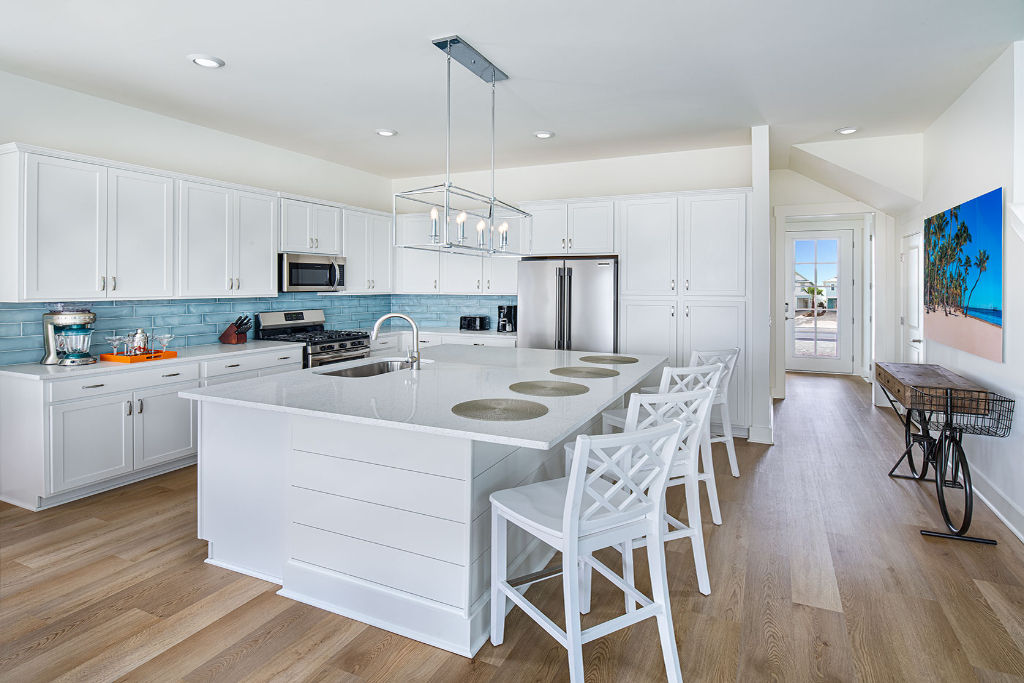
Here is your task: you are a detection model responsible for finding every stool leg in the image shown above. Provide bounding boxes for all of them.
[719,400,739,477]
[579,558,592,614]
[701,416,722,525]
[645,522,683,683]
[685,481,710,596]
[490,510,508,646]
[621,540,636,612]
[563,546,585,682]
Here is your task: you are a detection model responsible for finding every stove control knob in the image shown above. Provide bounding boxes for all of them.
[339,342,349,349]
[321,344,334,351]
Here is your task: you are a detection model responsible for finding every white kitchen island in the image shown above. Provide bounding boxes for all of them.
[180,344,665,657]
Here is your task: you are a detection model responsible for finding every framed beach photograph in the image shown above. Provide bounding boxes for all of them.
[923,187,1004,362]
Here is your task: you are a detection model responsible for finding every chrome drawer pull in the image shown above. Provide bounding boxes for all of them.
[162,372,181,378]
[82,383,105,389]
[225,363,241,368]
[278,356,291,360]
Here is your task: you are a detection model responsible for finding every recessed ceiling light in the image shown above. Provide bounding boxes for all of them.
[835,127,858,135]
[188,54,225,69]
[375,129,398,137]
[533,131,555,140]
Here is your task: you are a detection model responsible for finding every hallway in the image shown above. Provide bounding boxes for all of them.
[1,373,1023,681]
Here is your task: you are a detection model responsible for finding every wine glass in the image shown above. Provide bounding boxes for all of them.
[104,334,125,356]
[154,334,175,353]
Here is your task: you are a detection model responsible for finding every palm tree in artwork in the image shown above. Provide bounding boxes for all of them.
[802,285,824,316]
[965,249,989,315]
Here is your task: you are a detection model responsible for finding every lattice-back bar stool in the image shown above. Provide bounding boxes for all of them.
[599,363,728,525]
[490,415,709,683]
[687,348,741,477]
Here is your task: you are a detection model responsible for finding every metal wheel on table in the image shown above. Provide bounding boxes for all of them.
[934,431,973,535]
[902,409,932,479]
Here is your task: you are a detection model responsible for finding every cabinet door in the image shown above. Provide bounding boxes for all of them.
[342,210,370,293]
[617,198,677,296]
[568,201,614,253]
[368,214,392,293]
[49,392,134,493]
[24,154,107,300]
[233,191,278,297]
[204,369,261,386]
[280,198,313,252]
[178,181,233,296]
[133,381,199,469]
[441,253,483,294]
[107,169,174,299]
[312,204,342,254]
[619,299,678,364]
[524,204,568,254]
[682,299,747,426]
[395,215,439,293]
[259,363,302,377]
[681,194,747,296]
[483,216,520,294]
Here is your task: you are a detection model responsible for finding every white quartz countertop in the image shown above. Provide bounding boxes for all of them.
[180,345,664,450]
[371,326,517,339]
[0,340,304,380]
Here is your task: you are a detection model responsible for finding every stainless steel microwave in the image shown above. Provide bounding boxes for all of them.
[279,253,345,292]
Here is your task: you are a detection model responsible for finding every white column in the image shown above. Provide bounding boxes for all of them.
[748,125,773,444]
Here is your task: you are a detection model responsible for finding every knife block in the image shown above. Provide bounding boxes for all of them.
[219,325,248,345]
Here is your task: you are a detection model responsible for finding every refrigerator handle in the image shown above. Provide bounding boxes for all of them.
[565,267,573,350]
[555,267,565,349]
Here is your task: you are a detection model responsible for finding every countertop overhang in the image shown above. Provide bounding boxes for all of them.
[180,345,665,450]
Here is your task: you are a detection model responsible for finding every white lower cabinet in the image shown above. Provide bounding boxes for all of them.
[619,299,677,360]
[133,381,200,469]
[681,298,747,426]
[49,392,134,493]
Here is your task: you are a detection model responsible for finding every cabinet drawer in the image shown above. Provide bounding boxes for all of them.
[202,350,301,378]
[49,363,200,403]
[440,335,516,348]
[370,335,398,351]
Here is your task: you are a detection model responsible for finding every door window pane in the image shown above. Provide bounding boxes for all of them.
[793,238,840,358]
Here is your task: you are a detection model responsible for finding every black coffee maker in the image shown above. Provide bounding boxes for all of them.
[497,305,517,333]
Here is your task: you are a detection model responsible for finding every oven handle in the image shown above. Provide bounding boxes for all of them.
[309,350,369,367]
[333,262,343,291]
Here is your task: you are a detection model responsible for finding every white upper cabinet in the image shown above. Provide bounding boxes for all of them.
[441,253,483,294]
[24,154,108,301]
[395,214,439,293]
[524,203,568,254]
[234,191,278,297]
[616,197,678,297]
[680,193,746,296]
[343,210,392,293]
[280,198,341,254]
[107,168,174,299]
[483,217,521,294]
[178,181,233,297]
[567,201,614,253]
[178,181,277,297]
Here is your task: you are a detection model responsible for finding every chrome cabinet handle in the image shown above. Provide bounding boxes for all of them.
[371,280,375,288]
[433,279,437,289]
[111,276,117,291]
[685,279,690,290]
[568,238,573,249]
[161,372,180,378]
[671,306,675,317]
[225,363,241,368]
[126,401,133,416]
[137,399,143,414]
[366,280,370,288]
[476,279,481,290]
[685,306,690,318]
[671,279,675,291]
[487,279,491,290]
[227,278,233,291]
[82,383,105,389]
[99,275,106,291]
[473,343,484,346]
[235,278,240,290]
[309,237,313,248]
[561,238,566,249]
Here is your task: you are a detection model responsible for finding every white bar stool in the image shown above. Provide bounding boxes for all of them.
[597,363,728,525]
[490,414,709,682]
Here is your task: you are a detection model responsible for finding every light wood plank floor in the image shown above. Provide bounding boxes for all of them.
[2,373,1024,681]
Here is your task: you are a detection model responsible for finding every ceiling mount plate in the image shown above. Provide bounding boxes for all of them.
[432,35,508,83]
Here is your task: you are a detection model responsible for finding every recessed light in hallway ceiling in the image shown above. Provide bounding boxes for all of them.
[188,54,225,69]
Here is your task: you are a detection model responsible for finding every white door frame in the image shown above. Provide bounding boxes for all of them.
[900,232,925,362]
[785,227,856,373]
[772,203,884,399]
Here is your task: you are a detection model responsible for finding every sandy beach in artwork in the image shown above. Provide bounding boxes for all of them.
[925,310,1002,362]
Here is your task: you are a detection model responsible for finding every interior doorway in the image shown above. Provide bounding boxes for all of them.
[900,232,924,362]
[785,229,855,373]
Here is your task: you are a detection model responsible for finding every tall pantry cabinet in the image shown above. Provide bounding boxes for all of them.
[616,191,750,429]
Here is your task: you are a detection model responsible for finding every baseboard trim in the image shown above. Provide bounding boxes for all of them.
[205,556,283,585]
[748,424,774,444]
[971,470,1024,546]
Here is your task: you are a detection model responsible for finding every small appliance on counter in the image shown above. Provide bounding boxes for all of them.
[41,306,97,366]
[497,305,517,333]
[459,315,490,331]
[255,309,369,368]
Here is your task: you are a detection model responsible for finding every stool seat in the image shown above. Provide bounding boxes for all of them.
[491,476,635,541]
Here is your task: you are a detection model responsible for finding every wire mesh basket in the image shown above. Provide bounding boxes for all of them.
[908,386,1015,438]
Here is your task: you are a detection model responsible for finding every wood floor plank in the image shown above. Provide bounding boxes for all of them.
[0,372,1021,681]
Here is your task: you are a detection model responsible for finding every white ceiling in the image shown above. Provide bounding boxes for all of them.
[1,0,1022,177]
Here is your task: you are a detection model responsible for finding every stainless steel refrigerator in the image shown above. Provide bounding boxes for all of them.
[516,256,618,352]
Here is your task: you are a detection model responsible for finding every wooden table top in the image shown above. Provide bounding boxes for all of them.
[875,362,986,391]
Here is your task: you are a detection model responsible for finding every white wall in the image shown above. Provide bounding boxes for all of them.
[894,44,1023,540]
[0,69,393,210]
[393,145,753,201]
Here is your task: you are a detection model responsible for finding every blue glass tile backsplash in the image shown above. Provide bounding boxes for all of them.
[0,293,516,366]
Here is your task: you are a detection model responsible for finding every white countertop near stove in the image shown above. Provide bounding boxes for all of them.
[369,326,517,339]
[0,340,304,381]
[180,345,662,450]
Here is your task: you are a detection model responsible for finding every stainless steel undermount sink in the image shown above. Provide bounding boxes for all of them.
[322,360,415,378]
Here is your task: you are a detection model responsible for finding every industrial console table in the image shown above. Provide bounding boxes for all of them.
[876,362,1015,545]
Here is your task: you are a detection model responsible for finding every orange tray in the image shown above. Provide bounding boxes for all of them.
[99,349,178,363]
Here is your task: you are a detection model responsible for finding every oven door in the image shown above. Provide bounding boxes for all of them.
[308,348,369,368]
[280,254,345,292]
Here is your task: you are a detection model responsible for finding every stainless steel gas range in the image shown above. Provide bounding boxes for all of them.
[255,309,370,368]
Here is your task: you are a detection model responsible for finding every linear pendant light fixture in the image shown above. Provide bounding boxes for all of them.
[393,35,529,257]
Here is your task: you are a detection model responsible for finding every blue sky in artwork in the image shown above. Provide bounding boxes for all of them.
[932,188,1003,311]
